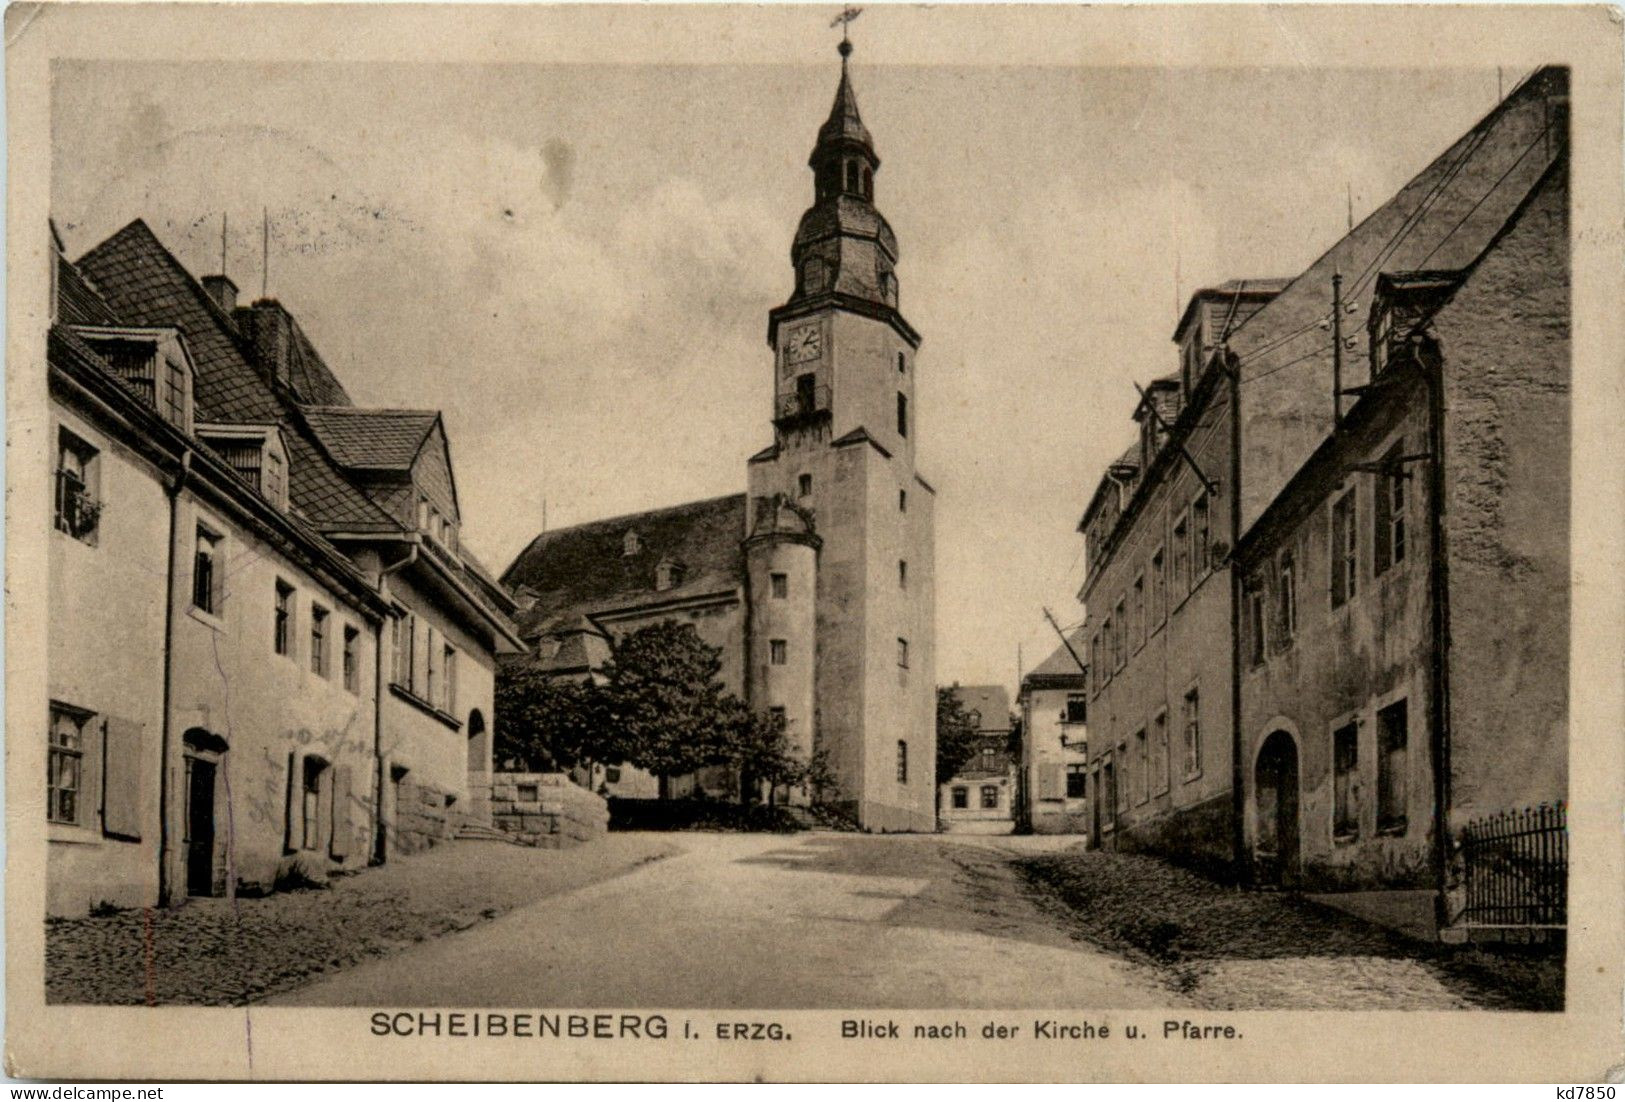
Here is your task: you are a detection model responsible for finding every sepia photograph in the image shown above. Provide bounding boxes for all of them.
[7,1,1623,1084]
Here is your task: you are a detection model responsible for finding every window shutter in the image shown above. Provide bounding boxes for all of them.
[1044,763,1065,800]
[283,750,301,853]
[101,717,145,840]
[329,764,353,860]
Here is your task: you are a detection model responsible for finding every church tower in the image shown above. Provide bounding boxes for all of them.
[745,40,937,832]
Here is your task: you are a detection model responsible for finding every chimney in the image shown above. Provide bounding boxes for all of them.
[202,275,238,314]
[234,298,294,390]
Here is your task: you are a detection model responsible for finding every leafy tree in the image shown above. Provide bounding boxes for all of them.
[601,620,739,781]
[493,665,615,772]
[936,684,982,785]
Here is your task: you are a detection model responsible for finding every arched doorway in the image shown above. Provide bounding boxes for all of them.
[466,709,488,773]
[1254,730,1301,887]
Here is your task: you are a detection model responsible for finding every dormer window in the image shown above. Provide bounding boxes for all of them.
[623,530,642,557]
[655,558,686,592]
[72,326,194,433]
[1369,271,1460,378]
[196,423,290,511]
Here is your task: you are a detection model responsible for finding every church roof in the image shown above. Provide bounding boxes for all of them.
[501,493,748,640]
[815,59,874,155]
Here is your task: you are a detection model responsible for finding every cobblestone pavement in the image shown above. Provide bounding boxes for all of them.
[46,834,678,1006]
[1017,849,1562,1011]
[275,832,1178,1008]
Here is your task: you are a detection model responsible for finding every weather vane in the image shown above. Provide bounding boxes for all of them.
[830,6,862,50]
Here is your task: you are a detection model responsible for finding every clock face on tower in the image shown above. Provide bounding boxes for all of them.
[784,323,823,371]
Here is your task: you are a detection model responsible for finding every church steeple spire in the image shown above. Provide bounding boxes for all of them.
[771,37,909,328]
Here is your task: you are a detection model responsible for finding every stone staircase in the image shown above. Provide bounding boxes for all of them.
[454,821,519,844]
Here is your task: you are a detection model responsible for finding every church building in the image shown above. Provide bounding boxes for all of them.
[502,43,937,832]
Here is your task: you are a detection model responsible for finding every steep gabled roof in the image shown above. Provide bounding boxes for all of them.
[1026,628,1089,682]
[74,220,401,534]
[501,493,748,640]
[302,406,440,471]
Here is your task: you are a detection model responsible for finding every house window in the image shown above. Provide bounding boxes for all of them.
[655,559,685,591]
[1064,693,1087,724]
[48,705,89,825]
[343,626,360,693]
[517,783,539,802]
[951,786,968,809]
[1172,509,1190,597]
[604,766,622,784]
[770,639,788,666]
[1131,573,1146,650]
[899,560,908,589]
[443,644,457,712]
[768,706,786,731]
[1133,728,1148,804]
[798,473,813,498]
[161,356,187,427]
[980,746,998,772]
[1277,550,1298,644]
[622,530,641,557]
[1149,546,1166,628]
[391,612,415,688]
[896,392,908,438]
[55,428,100,542]
[1151,709,1170,795]
[1114,745,1128,811]
[899,489,907,512]
[770,573,788,599]
[301,757,327,850]
[1104,759,1118,819]
[263,449,286,509]
[1181,687,1201,779]
[192,526,222,615]
[1333,721,1359,839]
[1100,619,1113,678]
[1191,492,1211,579]
[274,580,294,657]
[1113,598,1127,671]
[1246,574,1267,668]
[1377,699,1408,833]
[1331,489,1358,608]
[897,637,909,668]
[896,740,909,784]
[980,785,999,809]
[310,605,329,677]
[425,628,439,703]
[1090,632,1102,694]
[1375,446,1407,576]
[1065,764,1087,799]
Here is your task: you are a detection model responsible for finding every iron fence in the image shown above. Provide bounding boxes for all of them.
[1458,802,1567,928]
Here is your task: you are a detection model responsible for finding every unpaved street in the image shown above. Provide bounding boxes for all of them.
[275,832,1178,1008]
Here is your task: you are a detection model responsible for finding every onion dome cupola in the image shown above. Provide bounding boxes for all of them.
[785,41,903,316]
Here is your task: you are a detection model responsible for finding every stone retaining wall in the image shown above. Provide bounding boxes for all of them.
[490,772,609,849]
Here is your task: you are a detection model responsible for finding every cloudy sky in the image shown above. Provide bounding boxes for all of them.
[52,52,1501,688]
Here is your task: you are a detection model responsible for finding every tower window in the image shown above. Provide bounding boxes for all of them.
[899,489,907,512]
[897,637,909,668]
[846,162,859,193]
[770,572,788,599]
[897,352,906,374]
[862,167,873,199]
[896,740,908,784]
[898,560,908,589]
[798,473,813,498]
[770,639,788,666]
[623,530,641,557]
[897,392,908,438]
